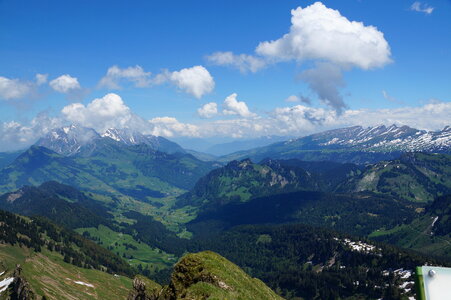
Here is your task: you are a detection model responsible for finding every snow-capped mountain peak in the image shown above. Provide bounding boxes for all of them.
[35,125,100,156]
[309,124,450,152]
[101,128,154,146]
[34,125,186,156]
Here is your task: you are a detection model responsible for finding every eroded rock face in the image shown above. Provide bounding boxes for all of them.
[127,277,156,300]
[8,265,36,300]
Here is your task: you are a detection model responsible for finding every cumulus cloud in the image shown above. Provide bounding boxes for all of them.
[1,94,450,151]
[207,2,392,112]
[153,66,215,98]
[268,102,451,135]
[155,66,215,99]
[256,2,391,69]
[61,93,150,133]
[98,65,151,89]
[222,93,256,118]
[207,51,266,73]
[163,101,451,139]
[0,77,32,100]
[149,117,200,137]
[410,2,434,14]
[49,74,81,93]
[35,74,48,86]
[300,62,346,113]
[197,102,218,118]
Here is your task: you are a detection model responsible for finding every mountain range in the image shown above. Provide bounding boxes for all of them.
[0,123,450,299]
[35,124,186,156]
[221,124,451,164]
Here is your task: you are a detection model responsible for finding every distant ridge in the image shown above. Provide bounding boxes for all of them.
[35,124,185,156]
[220,124,451,164]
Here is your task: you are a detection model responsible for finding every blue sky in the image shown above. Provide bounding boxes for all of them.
[0,0,450,150]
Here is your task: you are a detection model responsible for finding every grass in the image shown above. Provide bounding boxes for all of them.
[0,244,133,300]
[75,225,176,272]
[171,251,283,300]
[369,216,451,259]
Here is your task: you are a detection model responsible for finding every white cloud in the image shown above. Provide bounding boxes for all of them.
[207,51,266,73]
[269,102,451,135]
[207,2,392,113]
[167,66,215,99]
[0,77,32,100]
[98,65,151,89]
[0,113,63,151]
[49,74,81,93]
[149,117,200,137]
[1,94,449,151]
[222,93,256,118]
[173,101,451,139]
[35,74,48,86]
[98,65,214,98]
[256,2,392,69]
[61,93,149,133]
[197,102,218,118]
[410,2,434,14]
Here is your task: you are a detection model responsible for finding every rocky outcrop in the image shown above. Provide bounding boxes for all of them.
[129,251,283,300]
[7,265,36,300]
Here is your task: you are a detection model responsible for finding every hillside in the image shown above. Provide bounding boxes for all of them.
[0,143,216,196]
[178,159,322,210]
[128,251,283,300]
[220,125,451,164]
[0,151,22,169]
[0,208,282,300]
[0,209,138,299]
[370,194,451,260]
[187,190,418,237]
[0,181,112,229]
[188,224,442,300]
[337,152,451,202]
[0,182,187,275]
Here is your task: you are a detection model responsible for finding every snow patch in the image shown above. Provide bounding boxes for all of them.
[431,216,439,228]
[74,280,94,288]
[0,277,14,293]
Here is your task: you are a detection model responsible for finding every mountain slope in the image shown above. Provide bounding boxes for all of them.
[0,209,140,299]
[0,247,133,300]
[0,143,216,195]
[178,159,322,210]
[128,251,283,300]
[36,125,186,157]
[0,209,137,299]
[337,152,451,202]
[0,151,22,169]
[101,128,185,154]
[35,124,101,156]
[189,223,444,300]
[370,194,451,259]
[187,191,418,237]
[220,124,451,164]
[0,181,112,229]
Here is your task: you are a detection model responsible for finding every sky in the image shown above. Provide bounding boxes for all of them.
[0,0,450,151]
